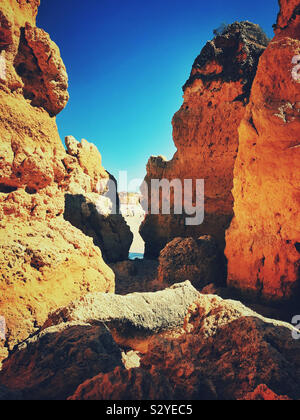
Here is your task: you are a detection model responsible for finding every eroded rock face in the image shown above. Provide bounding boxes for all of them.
[139,294,300,400]
[0,1,131,363]
[225,0,300,303]
[43,282,200,352]
[64,290,300,400]
[69,366,175,401]
[0,322,122,400]
[140,22,268,258]
[1,281,300,400]
[240,384,291,401]
[14,23,69,116]
[157,236,225,289]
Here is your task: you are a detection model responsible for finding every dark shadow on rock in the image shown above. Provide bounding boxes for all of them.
[0,323,123,401]
[64,193,133,263]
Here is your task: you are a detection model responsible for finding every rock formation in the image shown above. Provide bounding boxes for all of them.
[225,0,300,303]
[140,22,269,258]
[0,0,132,363]
[240,384,291,401]
[1,280,300,400]
[69,366,175,401]
[63,137,133,263]
[0,322,123,400]
[42,281,200,352]
[138,294,300,400]
[157,236,225,289]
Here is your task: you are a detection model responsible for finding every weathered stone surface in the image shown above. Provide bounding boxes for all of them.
[68,366,175,400]
[0,1,131,363]
[111,258,161,295]
[140,22,268,258]
[225,1,300,303]
[157,236,225,289]
[64,192,133,264]
[240,384,291,401]
[43,282,200,352]
[64,136,109,193]
[140,294,300,400]
[15,23,69,116]
[0,322,123,400]
[275,0,300,33]
[0,218,114,352]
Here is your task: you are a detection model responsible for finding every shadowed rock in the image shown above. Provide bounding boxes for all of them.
[0,322,122,400]
[43,281,200,351]
[158,236,225,289]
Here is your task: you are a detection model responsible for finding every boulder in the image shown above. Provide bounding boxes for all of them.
[0,322,122,400]
[43,281,200,352]
[140,294,300,400]
[157,236,225,289]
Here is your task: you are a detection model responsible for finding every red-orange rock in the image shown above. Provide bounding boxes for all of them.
[140,22,268,258]
[140,294,300,400]
[240,384,291,401]
[68,366,175,400]
[157,236,225,289]
[225,0,300,303]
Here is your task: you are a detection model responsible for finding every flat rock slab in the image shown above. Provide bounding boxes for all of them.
[44,281,200,340]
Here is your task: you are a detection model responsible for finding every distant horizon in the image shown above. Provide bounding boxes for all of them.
[37,0,278,184]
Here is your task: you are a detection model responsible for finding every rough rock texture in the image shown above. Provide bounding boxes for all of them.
[2,283,300,400]
[15,22,69,116]
[140,22,268,258]
[0,1,132,363]
[157,236,225,289]
[69,366,175,400]
[139,294,300,400]
[111,259,161,295]
[43,282,200,352]
[63,136,133,263]
[0,218,114,355]
[0,322,122,400]
[225,0,300,303]
[67,290,300,401]
[240,384,291,401]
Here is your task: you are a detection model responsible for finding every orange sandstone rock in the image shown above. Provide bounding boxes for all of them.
[0,0,132,363]
[140,22,268,258]
[225,0,300,303]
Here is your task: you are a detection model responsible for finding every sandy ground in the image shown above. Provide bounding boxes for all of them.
[125,215,145,255]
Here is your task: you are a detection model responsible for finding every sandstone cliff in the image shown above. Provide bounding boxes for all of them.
[0,0,132,363]
[140,22,268,258]
[225,0,300,303]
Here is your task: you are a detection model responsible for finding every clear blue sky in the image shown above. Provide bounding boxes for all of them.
[37,0,278,186]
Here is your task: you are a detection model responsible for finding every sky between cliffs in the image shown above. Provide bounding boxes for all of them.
[38,0,277,190]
